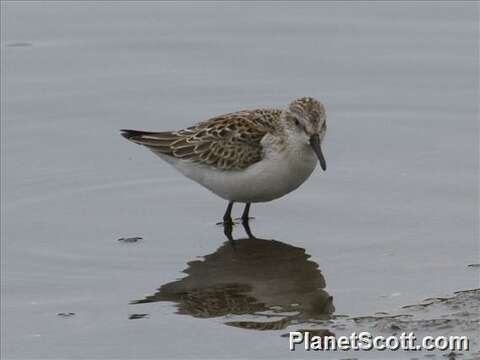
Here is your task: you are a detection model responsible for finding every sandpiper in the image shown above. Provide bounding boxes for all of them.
[121,97,327,224]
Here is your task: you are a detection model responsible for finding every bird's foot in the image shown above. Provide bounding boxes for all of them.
[234,216,255,222]
[216,220,238,226]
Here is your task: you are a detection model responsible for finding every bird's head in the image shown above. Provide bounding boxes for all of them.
[281,97,327,170]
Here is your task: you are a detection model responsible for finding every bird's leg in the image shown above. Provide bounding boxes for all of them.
[241,203,256,239]
[241,218,256,239]
[223,220,235,244]
[221,205,236,249]
[222,201,234,225]
[235,202,255,221]
[241,203,251,222]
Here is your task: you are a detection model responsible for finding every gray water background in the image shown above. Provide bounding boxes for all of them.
[1,2,478,359]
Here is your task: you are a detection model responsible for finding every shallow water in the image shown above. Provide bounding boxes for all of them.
[1,2,478,359]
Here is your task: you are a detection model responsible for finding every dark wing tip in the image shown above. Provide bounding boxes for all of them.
[120,129,143,140]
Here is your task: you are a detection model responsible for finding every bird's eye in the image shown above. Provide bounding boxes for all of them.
[294,119,300,126]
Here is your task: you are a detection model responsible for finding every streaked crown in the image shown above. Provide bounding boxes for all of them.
[289,97,325,124]
[285,97,326,137]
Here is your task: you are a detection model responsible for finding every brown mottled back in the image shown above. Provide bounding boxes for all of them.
[121,109,283,171]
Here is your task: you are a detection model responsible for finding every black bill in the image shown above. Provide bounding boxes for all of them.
[309,134,326,171]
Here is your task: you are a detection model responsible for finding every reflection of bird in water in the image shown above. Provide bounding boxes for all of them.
[132,227,334,330]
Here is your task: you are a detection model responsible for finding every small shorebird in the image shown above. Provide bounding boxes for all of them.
[121,97,327,225]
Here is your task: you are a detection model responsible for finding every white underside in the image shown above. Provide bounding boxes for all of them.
[155,141,318,203]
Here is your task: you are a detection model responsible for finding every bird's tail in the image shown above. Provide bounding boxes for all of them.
[121,129,178,146]
[120,129,183,157]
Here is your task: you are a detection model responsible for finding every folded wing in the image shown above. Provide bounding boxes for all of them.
[121,110,280,171]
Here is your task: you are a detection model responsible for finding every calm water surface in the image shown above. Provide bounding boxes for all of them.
[1,2,478,359]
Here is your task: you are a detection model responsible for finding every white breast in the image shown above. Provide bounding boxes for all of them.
[162,139,318,203]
